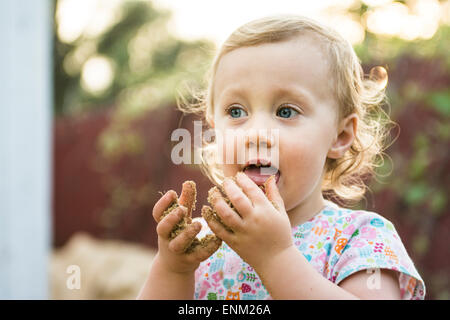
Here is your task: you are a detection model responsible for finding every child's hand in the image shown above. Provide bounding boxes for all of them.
[152,184,221,275]
[206,172,294,270]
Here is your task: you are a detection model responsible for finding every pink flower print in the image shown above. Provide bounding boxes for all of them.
[211,281,221,291]
[361,227,376,240]
[198,280,212,299]
[212,271,223,283]
[343,224,355,235]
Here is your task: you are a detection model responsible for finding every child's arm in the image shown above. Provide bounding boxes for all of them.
[253,245,401,299]
[137,253,196,300]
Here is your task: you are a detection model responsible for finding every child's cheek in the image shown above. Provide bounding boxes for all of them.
[280,141,327,209]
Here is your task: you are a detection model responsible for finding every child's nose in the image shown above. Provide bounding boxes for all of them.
[245,130,274,149]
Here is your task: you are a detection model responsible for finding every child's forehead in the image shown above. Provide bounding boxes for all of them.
[217,36,331,78]
[220,33,329,65]
[213,35,335,104]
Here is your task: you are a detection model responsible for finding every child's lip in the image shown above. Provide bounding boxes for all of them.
[242,165,280,186]
[244,158,272,167]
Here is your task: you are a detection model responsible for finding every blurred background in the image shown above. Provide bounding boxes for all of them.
[0,0,448,299]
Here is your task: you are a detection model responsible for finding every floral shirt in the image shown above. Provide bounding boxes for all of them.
[193,200,425,300]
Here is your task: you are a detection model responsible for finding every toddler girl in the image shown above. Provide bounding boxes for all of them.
[138,15,425,300]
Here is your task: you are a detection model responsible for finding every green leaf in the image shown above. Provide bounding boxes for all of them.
[405,183,429,206]
[428,91,450,117]
[409,151,429,180]
[409,134,430,180]
[430,190,447,216]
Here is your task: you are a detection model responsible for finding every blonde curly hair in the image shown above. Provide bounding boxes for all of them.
[177,14,397,208]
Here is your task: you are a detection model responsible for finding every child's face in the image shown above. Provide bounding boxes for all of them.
[211,35,346,213]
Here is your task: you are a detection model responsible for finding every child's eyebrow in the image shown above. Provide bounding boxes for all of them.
[217,86,246,102]
[216,85,314,109]
[273,86,313,107]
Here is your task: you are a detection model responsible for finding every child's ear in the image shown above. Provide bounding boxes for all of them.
[327,113,358,159]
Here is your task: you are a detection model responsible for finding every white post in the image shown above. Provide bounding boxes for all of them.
[0,0,52,299]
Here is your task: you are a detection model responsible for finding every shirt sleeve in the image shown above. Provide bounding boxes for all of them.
[328,211,426,300]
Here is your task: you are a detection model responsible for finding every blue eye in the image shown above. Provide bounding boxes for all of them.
[228,106,247,118]
[276,106,299,118]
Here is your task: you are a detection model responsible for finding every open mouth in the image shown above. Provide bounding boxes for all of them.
[242,159,280,187]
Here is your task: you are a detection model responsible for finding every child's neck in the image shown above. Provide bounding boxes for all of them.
[287,190,327,227]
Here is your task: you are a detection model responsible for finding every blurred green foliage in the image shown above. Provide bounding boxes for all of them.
[53,0,215,160]
[53,0,215,116]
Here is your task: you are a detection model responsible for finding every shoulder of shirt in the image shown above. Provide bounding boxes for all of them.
[323,199,396,231]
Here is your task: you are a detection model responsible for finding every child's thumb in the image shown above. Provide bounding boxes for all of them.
[264,175,285,213]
